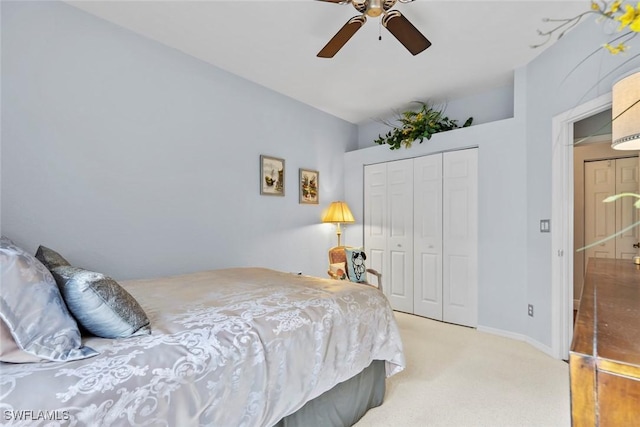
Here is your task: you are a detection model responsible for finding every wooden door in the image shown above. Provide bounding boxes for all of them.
[413,154,443,319]
[442,149,478,327]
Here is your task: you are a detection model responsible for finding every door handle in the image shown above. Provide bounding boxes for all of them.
[634,242,640,249]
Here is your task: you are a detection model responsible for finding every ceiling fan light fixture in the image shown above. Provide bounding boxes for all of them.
[317,0,430,57]
[366,0,384,17]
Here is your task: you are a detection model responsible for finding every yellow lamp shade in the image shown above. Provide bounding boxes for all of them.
[322,201,355,224]
[323,201,355,247]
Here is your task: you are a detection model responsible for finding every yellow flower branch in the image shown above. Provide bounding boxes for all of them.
[534,1,640,54]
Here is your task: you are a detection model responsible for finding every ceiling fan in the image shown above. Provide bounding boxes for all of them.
[316,0,431,58]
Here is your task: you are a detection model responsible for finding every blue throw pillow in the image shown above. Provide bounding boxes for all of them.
[50,265,151,339]
[36,245,151,339]
[0,237,98,362]
[345,247,368,283]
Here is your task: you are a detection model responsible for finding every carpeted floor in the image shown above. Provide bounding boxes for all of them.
[355,312,570,427]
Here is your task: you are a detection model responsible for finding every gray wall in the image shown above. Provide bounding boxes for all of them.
[522,16,639,347]
[1,1,357,280]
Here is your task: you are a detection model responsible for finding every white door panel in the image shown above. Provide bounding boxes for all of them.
[413,154,443,319]
[616,157,639,259]
[386,159,414,313]
[447,255,469,307]
[584,160,616,262]
[443,149,478,328]
[364,163,387,291]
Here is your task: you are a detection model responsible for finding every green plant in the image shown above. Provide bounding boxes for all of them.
[373,102,473,150]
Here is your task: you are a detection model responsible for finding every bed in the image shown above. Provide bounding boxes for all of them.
[0,264,405,426]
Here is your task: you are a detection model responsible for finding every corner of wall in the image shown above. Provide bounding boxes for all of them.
[513,66,527,125]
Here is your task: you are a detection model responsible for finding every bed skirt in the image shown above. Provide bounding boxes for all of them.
[274,359,385,427]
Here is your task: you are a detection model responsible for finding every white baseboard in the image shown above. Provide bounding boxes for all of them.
[477,325,555,358]
[477,325,525,342]
[525,337,554,357]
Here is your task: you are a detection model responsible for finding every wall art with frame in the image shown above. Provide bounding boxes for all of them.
[260,155,285,196]
[299,168,319,204]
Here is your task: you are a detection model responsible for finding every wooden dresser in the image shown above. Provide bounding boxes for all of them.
[570,258,640,426]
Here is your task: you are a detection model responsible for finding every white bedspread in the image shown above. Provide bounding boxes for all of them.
[0,268,405,427]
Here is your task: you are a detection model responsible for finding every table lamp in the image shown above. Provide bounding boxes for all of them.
[611,70,640,150]
[322,201,355,247]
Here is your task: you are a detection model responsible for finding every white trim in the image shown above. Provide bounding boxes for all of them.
[551,93,612,360]
[525,337,555,358]
[477,325,525,342]
[477,325,554,358]
[573,133,612,145]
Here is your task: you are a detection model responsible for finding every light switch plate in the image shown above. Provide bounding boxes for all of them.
[540,219,550,233]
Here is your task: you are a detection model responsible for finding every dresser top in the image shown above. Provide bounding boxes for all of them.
[572,258,640,375]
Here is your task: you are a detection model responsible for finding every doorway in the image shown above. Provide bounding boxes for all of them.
[551,93,610,360]
[552,93,640,359]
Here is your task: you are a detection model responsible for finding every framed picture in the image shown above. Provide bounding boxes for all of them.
[299,169,319,204]
[260,155,285,196]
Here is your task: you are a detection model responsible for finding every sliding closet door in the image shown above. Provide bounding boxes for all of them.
[386,159,414,313]
[413,154,443,319]
[442,149,478,327]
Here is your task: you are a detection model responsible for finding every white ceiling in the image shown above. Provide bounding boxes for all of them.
[66,0,587,124]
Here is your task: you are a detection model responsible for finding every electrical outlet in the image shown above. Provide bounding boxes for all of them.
[528,304,534,317]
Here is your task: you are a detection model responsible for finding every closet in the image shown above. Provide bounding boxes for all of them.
[583,157,639,262]
[364,149,478,327]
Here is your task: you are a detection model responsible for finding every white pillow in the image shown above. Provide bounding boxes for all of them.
[0,317,42,363]
[0,237,98,362]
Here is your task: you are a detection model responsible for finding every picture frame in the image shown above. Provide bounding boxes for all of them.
[260,155,285,196]
[299,169,319,204]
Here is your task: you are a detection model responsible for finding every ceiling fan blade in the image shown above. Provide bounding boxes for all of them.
[382,10,431,55]
[317,15,366,58]
[315,0,350,3]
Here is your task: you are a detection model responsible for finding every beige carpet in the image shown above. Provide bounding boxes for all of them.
[356,312,570,427]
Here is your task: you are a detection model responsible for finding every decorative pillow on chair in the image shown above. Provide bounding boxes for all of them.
[345,247,368,283]
[329,262,347,280]
[0,237,98,362]
[49,264,151,339]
